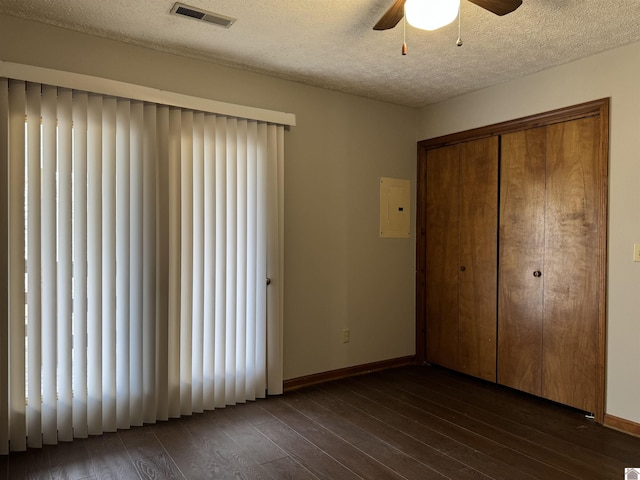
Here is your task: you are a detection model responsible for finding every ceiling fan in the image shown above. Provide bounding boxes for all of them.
[373,0,522,31]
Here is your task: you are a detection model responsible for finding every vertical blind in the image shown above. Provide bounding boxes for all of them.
[0,78,284,453]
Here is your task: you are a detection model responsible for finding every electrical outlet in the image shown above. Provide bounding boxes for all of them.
[634,243,640,262]
[342,328,350,344]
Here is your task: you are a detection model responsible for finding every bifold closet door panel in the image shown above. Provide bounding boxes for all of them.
[425,145,460,371]
[458,137,499,382]
[498,128,546,395]
[542,116,601,413]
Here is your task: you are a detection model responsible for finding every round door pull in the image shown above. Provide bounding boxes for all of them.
[533,271,542,277]
[460,266,466,272]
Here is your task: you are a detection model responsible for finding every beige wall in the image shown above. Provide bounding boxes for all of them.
[0,14,418,381]
[417,42,640,424]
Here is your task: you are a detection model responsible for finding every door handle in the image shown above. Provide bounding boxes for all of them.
[533,271,542,277]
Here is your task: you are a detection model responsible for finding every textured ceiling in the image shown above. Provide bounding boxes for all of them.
[2,0,640,108]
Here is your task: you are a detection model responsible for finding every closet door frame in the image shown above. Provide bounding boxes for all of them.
[415,98,609,422]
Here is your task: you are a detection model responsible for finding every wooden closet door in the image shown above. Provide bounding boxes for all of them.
[498,128,546,395]
[425,145,459,371]
[542,116,602,413]
[458,137,498,381]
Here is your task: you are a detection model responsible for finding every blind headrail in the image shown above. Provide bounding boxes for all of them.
[0,61,296,127]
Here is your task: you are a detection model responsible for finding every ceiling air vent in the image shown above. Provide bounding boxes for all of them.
[171,2,236,28]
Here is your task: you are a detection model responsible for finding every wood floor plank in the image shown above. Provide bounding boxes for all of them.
[118,425,185,479]
[354,438,453,480]
[281,391,372,445]
[259,457,320,480]
[318,381,536,480]
[3,365,640,480]
[396,366,593,440]
[151,418,221,480]
[282,390,450,480]
[0,454,7,480]
[254,416,362,480]
[389,373,627,474]
[351,372,620,479]
[212,406,289,465]
[230,400,278,426]
[134,452,186,480]
[6,448,52,480]
[356,376,612,480]
[306,385,492,479]
[179,411,275,480]
[48,439,92,480]
[84,432,140,480]
[317,381,503,457]
[387,366,640,468]
[258,396,405,480]
[118,425,169,462]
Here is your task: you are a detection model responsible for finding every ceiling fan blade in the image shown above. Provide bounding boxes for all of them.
[467,0,522,16]
[373,0,406,30]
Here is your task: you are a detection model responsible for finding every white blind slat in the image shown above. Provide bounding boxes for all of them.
[87,94,103,435]
[26,82,42,448]
[267,125,285,395]
[56,87,73,442]
[155,105,170,422]
[255,123,268,397]
[245,121,258,401]
[236,120,248,402]
[167,108,182,419]
[115,99,131,430]
[102,97,117,432]
[192,112,205,414]
[72,91,89,439]
[129,101,144,427]
[142,103,157,424]
[41,84,58,445]
[202,114,216,411]
[225,119,238,406]
[214,116,227,409]
[179,110,194,416]
[8,80,27,452]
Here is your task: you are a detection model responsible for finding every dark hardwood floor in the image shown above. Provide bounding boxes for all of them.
[2,364,639,479]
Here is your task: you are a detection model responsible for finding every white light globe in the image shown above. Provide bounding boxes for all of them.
[405,0,460,31]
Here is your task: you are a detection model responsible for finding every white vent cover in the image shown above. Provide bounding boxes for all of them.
[170,2,236,28]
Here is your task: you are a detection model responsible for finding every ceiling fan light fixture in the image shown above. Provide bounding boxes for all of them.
[404,0,460,31]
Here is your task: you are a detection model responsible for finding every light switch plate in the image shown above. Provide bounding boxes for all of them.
[634,243,640,262]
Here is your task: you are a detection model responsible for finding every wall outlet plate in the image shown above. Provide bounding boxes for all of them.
[342,328,350,343]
